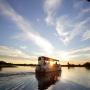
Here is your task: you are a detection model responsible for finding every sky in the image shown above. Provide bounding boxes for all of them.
[0,0,90,64]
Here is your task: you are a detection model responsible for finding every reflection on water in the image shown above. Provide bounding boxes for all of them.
[35,71,61,90]
[0,66,35,73]
[67,66,75,69]
[0,67,2,71]
[85,66,90,70]
[0,67,90,90]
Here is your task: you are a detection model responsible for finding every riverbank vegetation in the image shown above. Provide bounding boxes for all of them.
[0,61,90,68]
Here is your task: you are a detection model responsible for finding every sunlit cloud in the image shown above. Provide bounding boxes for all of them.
[0,45,30,58]
[0,45,38,64]
[20,46,27,50]
[55,16,90,45]
[51,47,90,61]
[0,1,55,54]
[0,45,89,63]
[69,47,90,55]
[54,51,69,61]
[68,47,90,61]
[55,16,70,44]
[82,30,90,40]
[43,0,62,25]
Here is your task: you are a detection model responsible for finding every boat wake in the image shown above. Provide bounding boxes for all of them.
[0,71,35,77]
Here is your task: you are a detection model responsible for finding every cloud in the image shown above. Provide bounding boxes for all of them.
[75,8,90,20]
[73,0,90,19]
[55,15,90,45]
[20,46,27,50]
[44,0,62,25]
[82,30,90,40]
[0,1,55,54]
[55,16,70,44]
[44,0,90,45]
[65,47,90,61]
[0,45,30,58]
[43,0,90,45]
[52,46,90,61]
[69,47,90,55]
[81,8,90,14]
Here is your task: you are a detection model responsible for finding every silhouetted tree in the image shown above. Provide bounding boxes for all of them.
[83,62,90,67]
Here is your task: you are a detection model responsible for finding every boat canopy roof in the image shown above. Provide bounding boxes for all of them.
[38,56,59,62]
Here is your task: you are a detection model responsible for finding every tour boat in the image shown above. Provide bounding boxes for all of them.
[35,71,61,90]
[35,56,61,73]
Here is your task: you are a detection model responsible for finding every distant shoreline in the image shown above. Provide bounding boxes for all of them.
[0,61,90,68]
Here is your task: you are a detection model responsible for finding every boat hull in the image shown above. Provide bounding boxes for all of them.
[35,65,61,74]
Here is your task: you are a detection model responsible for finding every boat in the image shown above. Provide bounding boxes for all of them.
[35,71,61,90]
[35,56,61,73]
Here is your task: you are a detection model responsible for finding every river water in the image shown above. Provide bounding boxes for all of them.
[0,66,90,90]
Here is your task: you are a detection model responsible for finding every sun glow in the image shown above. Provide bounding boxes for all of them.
[60,51,69,61]
[50,61,54,66]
